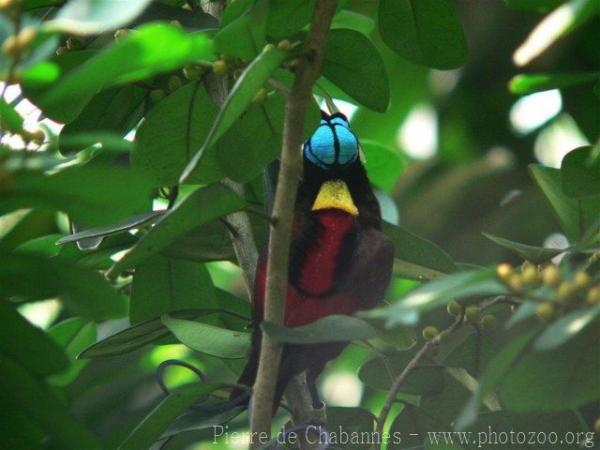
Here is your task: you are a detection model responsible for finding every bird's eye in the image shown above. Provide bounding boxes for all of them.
[303,115,358,169]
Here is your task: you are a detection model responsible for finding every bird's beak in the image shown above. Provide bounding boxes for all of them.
[311,180,359,216]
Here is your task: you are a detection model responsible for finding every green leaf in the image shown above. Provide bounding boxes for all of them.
[529,164,600,241]
[57,211,162,246]
[509,72,600,94]
[119,383,224,450]
[361,140,403,191]
[162,314,250,358]
[513,0,599,66]
[0,301,68,377]
[383,222,458,281]
[59,85,147,154]
[389,375,471,450]
[500,326,600,412]
[0,98,24,134]
[326,407,376,450]
[107,184,245,278]
[44,0,153,35]
[455,327,542,430]
[267,0,314,38]
[214,0,268,60]
[534,304,600,350]
[0,253,126,319]
[180,45,287,182]
[162,220,235,262]
[20,61,61,87]
[0,209,57,250]
[0,356,102,450]
[561,145,600,198]
[359,352,444,395]
[367,269,506,327]
[482,232,565,264]
[48,318,96,386]
[130,255,216,324]
[0,160,152,227]
[37,24,214,123]
[79,310,200,358]
[133,82,224,187]
[214,95,321,183]
[378,0,468,69]
[322,29,389,112]
[262,315,377,344]
[443,328,499,377]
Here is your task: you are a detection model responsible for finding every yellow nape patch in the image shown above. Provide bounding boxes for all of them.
[311,180,358,216]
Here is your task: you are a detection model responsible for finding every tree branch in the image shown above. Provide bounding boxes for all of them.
[374,313,464,448]
[374,296,506,449]
[250,1,338,447]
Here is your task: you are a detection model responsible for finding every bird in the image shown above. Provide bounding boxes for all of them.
[231,110,394,412]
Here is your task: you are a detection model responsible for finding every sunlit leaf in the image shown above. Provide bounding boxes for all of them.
[534,304,600,350]
[162,314,250,358]
[44,0,154,35]
[262,315,377,344]
[107,184,245,278]
[180,45,287,182]
[482,232,565,264]
[37,24,214,123]
[367,269,505,327]
[509,72,599,94]
[513,0,598,66]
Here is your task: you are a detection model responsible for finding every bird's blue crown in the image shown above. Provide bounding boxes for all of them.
[303,112,359,170]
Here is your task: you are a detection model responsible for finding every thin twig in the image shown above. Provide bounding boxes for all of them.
[374,313,464,447]
[250,1,338,447]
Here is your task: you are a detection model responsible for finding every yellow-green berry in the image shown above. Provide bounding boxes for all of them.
[446,300,462,317]
[15,26,36,50]
[586,286,600,305]
[150,89,166,102]
[183,64,203,80]
[594,416,600,433]
[263,43,275,53]
[66,37,82,50]
[55,46,69,56]
[521,263,539,286]
[0,0,18,12]
[252,88,268,105]
[541,265,561,288]
[2,35,19,57]
[212,59,228,75]
[480,314,496,329]
[557,281,577,303]
[573,271,591,290]
[465,305,480,323]
[114,28,130,42]
[167,75,182,92]
[507,273,523,292]
[536,302,555,321]
[422,325,439,341]
[496,263,513,282]
[277,39,291,51]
